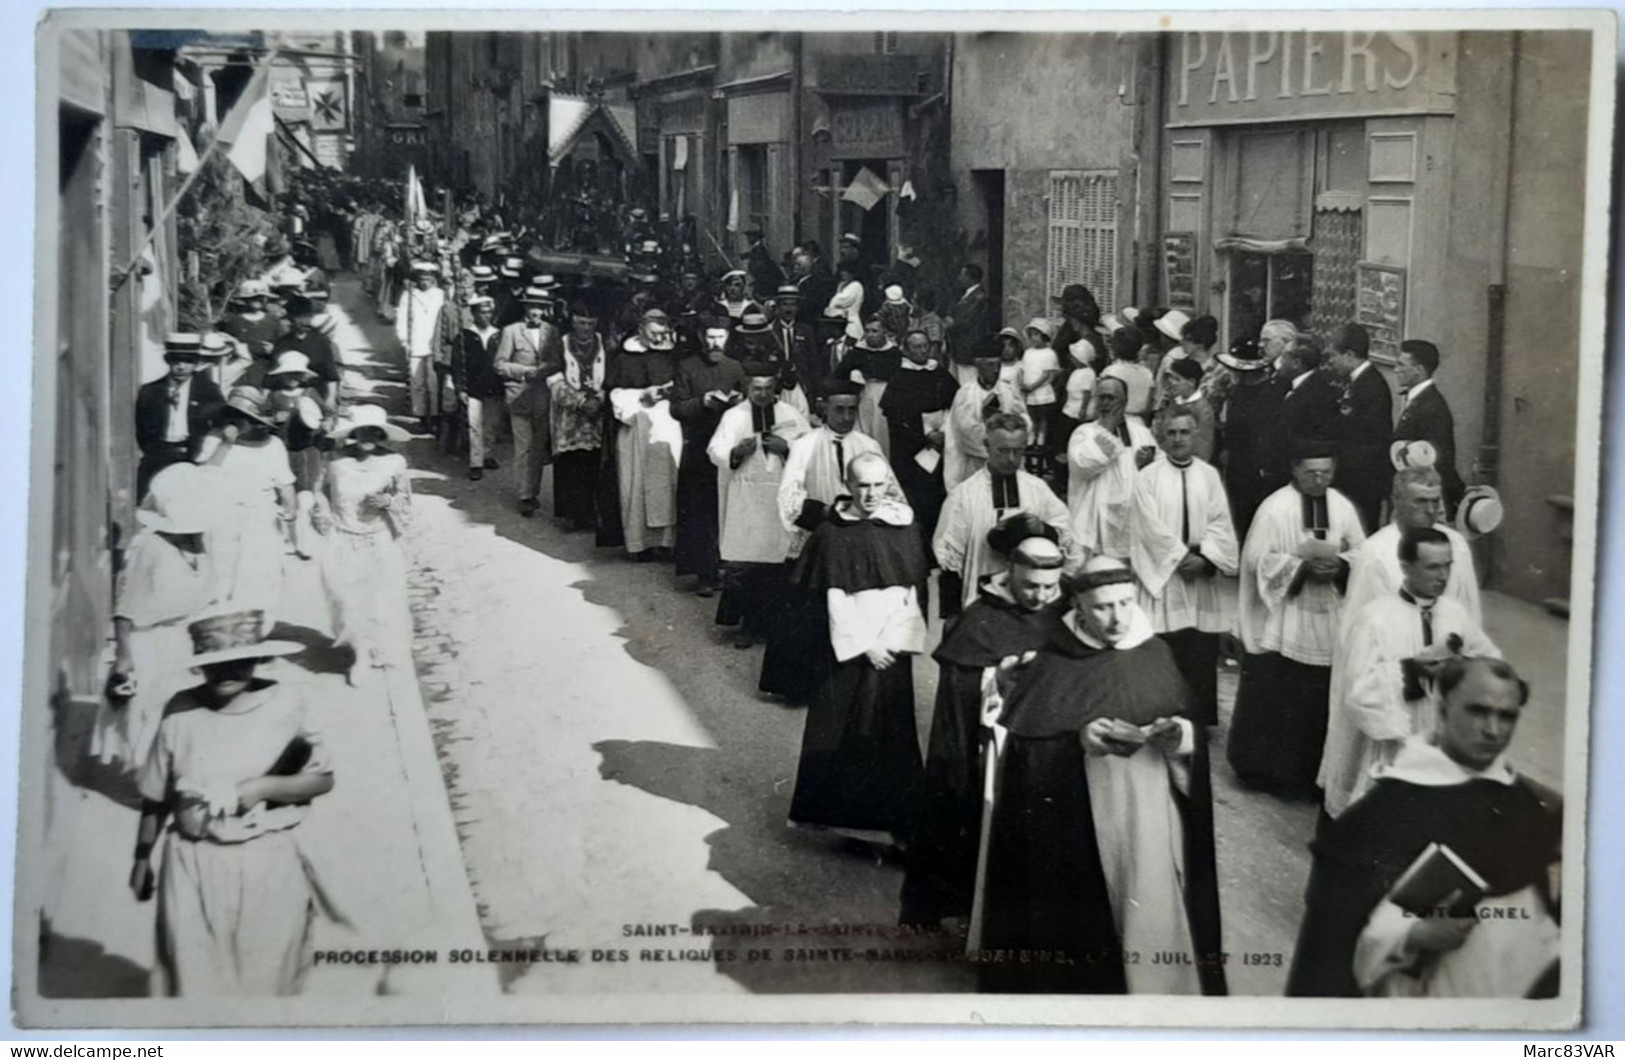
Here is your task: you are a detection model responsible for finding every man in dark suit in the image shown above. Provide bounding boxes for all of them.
[743,228,785,304]
[767,285,826,398]
[1270,332,1343,482]
[135,333,225,500]
[1393,338,1466,515]
[1326,322,1394,532]
[945,263,991,384]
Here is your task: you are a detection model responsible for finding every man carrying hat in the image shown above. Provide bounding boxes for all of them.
[493,286,565,516]
[135,333,226,501]
[396,261,448,432]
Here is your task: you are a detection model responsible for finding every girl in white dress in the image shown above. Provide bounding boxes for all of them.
[312,405,414,687]
[130,610,334,997]
[196,388,296,624]
[98,463,220,769]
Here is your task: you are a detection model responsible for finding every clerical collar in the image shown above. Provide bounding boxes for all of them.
[1291,370,1314,391]
[1063,608,1153,651]
[1398,587,1437,608]
[1298,489,1330,539]
[898,358,937,372]
[989,471,1020,510]
[1167,456,1194,469]
[1376,735,1518,788]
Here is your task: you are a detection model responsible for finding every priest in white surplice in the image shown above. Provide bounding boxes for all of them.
[934,412,1073,616]
[1341,465,1482,634]
[766,378,882,702]
[1129,408,1240,727]
[1067,375,1157,562]
[1227,442,1367,797]
[943,344,1030,491]
[1320,525,1499,818]
[708,363,810,650]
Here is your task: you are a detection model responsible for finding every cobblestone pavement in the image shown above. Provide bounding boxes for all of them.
[337,275,1570,999]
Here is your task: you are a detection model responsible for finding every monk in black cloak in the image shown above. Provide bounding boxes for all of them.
[787,452,928,848]
[899,513,1065,928]
[1287,657,1561,998]
[881,328,959,548]
[972,557,1227,996]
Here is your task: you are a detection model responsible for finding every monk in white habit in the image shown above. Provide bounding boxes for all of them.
[1129,408,1240,727]
[934,412,1073,616]
[604,309,682,557]
[1342,465,1482,631]
[766,379,884,702]
[1227,441,1366,797]
[708,363,809,649]
[1067,375,1157,561]
[1320,526,1499,818]
[972,557,1226,995]
[1289,657,1560,998]
[943,342,1030,492]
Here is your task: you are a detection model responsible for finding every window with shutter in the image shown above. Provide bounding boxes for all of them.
[1047,170,1118,313]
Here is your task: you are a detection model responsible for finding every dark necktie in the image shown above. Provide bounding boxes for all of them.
[1115,420,1133,447]
[1172,460,1192,544]
[991,473,1019,513]
[752,403,776,435]
[833,434,846,477]
[780,325,793,360]
[1400,589,1436,646]
[1301,491,1330,541]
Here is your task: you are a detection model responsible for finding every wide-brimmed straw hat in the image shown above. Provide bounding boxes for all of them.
[329,403,411,443]
[268,351,317,379]
[135,463,213,535]
[186,610,303,669]
[1154,309,1192,343]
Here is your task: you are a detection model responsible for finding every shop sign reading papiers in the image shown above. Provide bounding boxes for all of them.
[1170,31,1458,126]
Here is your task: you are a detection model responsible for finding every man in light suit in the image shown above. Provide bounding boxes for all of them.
[1327,323,1395,533]
[493,287,564,516]
[1392,339,1466,516]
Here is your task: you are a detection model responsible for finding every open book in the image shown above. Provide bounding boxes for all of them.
[1388,841,1490,918]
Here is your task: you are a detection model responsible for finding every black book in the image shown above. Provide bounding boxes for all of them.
[1387,841,1490,918]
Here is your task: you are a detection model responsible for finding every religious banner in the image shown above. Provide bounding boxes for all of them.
[308,79,348,132]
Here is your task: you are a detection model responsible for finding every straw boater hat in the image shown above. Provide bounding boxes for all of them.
[185,610,303,669]
[530,274,559,290]
[735,311,772,335]
[720,269,748,283]
[136,463,213,535]
[1154,309,1192,343]
[330,403,411,444]
[520,285,554,306]
[1456,485,1505,538]
[1390,439,1438,472]
[198,332,232,359]
[1218,335,1271,373]
[163,332,204,358]
[884,285,908,305]
[630,271,661,285]
[268,351,316,380]
[774,284,801,302]
[499,257,525,280]
[466,294,496,311]
[637,240,662,256]
[468,265,497,286]
[839,232,862,248]
[233,279,271,303]
[409,260,440,275]
[223,386,278,427]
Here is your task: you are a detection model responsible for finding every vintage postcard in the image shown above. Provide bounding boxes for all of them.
[17,6,1612,1030]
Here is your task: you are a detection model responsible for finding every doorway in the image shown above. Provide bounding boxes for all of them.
[972,169,1005,330]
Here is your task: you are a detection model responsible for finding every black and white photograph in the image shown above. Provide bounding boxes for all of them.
[16,8,1613,1030]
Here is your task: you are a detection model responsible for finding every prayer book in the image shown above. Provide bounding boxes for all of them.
[1388,842,1490,917]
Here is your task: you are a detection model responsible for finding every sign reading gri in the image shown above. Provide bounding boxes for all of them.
[1177,31,1426,109]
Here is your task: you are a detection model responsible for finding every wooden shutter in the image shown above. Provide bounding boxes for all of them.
[1048,170,1119,312]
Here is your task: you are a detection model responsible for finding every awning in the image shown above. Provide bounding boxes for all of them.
[715,70,791,95]
[549,95,639,168]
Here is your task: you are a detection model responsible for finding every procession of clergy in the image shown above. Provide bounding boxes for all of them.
[378,214,1560,1002]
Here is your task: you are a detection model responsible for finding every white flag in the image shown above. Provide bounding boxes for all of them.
[841,166,890,212]
[214,57,276,199]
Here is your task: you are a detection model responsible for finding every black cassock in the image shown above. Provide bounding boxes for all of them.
[880,364,959,548]
[899,587,1062,927]
[787,509,928,839]
[977,624,1227,995]
[1287,772,1561,997]
[669,355,746,579]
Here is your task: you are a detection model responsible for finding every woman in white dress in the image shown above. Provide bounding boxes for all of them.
[196,387,296,624]
[312,404,414,686]
[822,261,866,366]
[97,462,220,769]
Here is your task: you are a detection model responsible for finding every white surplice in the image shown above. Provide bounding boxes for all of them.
[1236,484,1367,665]
[1320,592,1500,817]
[933,468,1074,609]
[1067,417,1156,561]
[706,400,810,564]
[776,425,883,559]
[1341,522,1483,639]
[942,378,1030,491]
[1129,455,1240,635]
